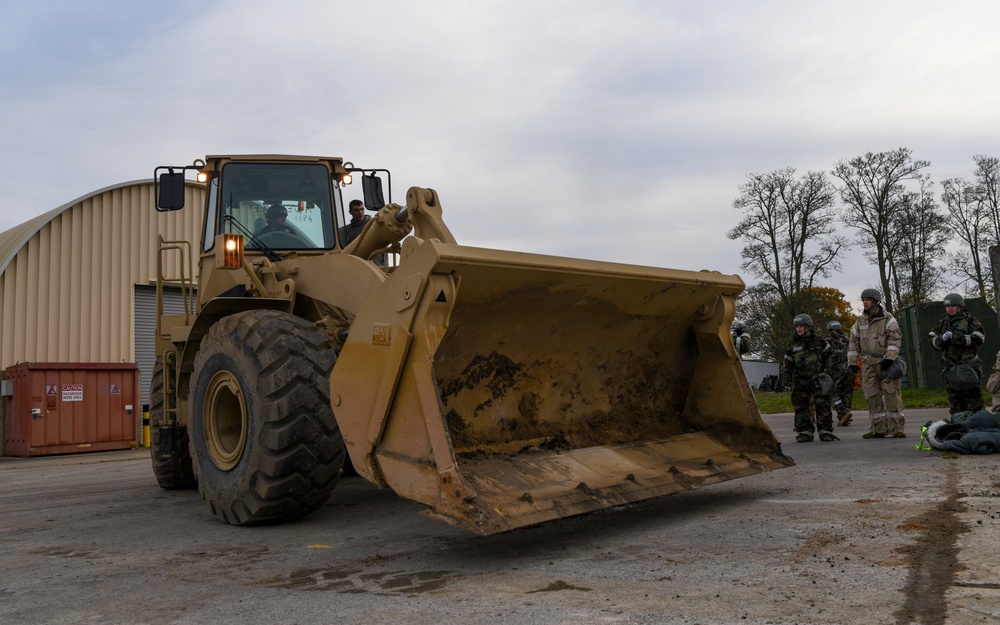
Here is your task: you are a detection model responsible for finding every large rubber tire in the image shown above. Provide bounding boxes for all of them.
[149,362,197,490]
[188,310,344,525]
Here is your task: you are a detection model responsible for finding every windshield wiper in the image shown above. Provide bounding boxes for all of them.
[223,214,281,262]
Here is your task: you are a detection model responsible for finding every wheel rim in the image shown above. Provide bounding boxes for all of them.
[203,370,248,471]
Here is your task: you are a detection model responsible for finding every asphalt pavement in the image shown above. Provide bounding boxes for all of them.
[0,408,997,625]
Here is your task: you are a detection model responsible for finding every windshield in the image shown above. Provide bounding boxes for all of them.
[215,162,337,250]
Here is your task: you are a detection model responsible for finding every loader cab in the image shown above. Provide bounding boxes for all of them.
[155,155,392,257]
[204,161,339,253]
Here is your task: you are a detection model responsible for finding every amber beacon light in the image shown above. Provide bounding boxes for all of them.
[217,233,244,269]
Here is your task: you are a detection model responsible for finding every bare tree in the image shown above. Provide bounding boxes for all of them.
[975,155,1000,243]
[890,179,949,308]
[941,176,992,302]
[728,168,846,320]
[833,148,931,311]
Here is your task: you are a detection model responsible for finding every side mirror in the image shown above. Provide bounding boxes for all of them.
[155,168,187,211]
[362,173,385,212]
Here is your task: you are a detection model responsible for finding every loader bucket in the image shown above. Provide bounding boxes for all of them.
[330,238,792,535]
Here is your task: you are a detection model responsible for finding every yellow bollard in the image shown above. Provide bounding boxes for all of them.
[141,406,150,448]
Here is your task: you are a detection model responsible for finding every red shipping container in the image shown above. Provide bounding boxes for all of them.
[3,362,139,457]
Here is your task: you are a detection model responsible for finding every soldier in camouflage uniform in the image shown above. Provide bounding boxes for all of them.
[733,325,751,358]
[847,288,905,438]
[929,293,986,415]
[825,321,854,426]
[782,314,837,442]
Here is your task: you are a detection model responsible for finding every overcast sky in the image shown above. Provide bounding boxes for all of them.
[3,1,999,311]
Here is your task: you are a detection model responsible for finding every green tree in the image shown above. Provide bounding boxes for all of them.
[796,286,854,333]
[736,285,853,363]
[736,284,786,363]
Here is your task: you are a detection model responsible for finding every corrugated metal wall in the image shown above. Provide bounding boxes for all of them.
[740,359,780,389]
[0,181,205,368]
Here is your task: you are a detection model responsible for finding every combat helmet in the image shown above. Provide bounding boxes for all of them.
[860,288,881,302]
[943,293,965,308]
[793,313,814,328]
[827,320,842,331]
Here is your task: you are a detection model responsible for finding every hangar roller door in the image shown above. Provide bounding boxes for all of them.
[134,285,194,408]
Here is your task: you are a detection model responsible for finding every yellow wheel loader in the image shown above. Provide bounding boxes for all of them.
[151,154,792,535]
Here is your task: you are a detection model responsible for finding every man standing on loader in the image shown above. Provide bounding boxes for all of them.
[929,293,986,415]
[339,199,370,245]
[340,199,386,265]
[847,288,906,438]
[826,321,854,426]
[782,314,837,443]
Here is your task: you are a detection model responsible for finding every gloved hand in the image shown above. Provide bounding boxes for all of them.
[880,359,893,371]
[941,331,954,342]
[849,364,860,375]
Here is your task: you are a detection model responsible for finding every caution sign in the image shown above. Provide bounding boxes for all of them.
[110,384,121,396]
[62,384,83,402]
[46,385,57,397]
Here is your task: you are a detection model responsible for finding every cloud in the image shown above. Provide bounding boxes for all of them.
[1,0,999,305]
